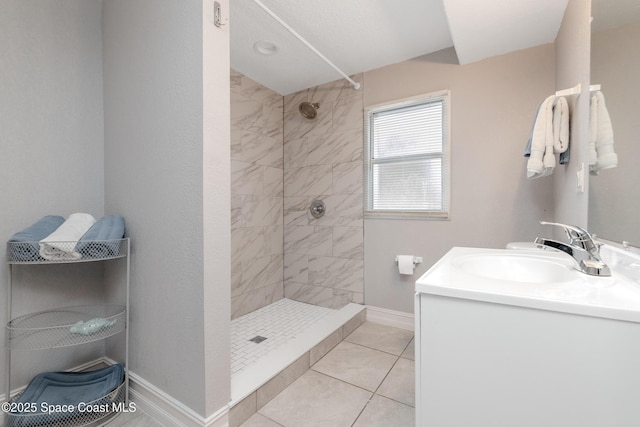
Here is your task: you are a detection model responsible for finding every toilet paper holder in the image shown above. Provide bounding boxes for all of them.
[395,256,423,266]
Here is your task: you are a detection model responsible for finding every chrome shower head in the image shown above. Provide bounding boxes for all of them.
[299,102,320,120]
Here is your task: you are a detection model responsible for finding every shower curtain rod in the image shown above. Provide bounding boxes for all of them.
[250,0,361,91]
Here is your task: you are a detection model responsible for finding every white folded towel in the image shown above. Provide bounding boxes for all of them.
[527,95,556,179]
[590,91,618,174]
[39,213,97,260]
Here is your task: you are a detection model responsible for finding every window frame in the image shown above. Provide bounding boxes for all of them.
[364,90,451,219]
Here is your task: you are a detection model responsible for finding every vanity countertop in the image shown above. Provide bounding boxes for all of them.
[416,246,640,323]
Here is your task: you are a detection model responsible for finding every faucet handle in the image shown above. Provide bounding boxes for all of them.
[539,221,597,251]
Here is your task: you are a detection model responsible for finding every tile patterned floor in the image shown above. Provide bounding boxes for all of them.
[108,321,414,427]
[105,410,163,426]
[240,321,416,427]
[231,299,335,376]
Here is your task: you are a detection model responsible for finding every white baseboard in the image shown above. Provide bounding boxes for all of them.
[366,305,415,331]
[126,370,229,427]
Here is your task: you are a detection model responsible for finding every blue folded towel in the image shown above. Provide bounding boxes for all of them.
[7,216,65,262]
[7,364,124,426]
[76,215,126,259]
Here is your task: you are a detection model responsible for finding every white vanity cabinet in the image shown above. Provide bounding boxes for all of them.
[415,246,640,427]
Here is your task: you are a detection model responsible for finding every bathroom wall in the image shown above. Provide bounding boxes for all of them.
[282,75,365,308]
[553,0,592,229]
[589,21,640,243]
[103,0,230,418]
[363,45,556,314]
[230,70,284,319]
[0,0,106,395]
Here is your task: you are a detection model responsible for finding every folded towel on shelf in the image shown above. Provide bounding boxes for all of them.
[526,95,556,179]
[76,215,126,259]
[39,213,96,261]
[7,364,124,427]
[7,216,65,262]
[590,91,618,175]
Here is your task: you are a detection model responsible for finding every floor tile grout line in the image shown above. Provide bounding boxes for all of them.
[253,411,286,427]
[350,394,375,427]
[308,368,376,396]
[342,337,410,358]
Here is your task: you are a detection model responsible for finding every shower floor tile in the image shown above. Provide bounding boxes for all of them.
[231,299,334,376]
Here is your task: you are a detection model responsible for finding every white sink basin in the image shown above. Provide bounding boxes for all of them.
[454,253,577,284]
[416,247,640,323]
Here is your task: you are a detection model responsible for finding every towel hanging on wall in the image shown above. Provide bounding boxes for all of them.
[524,95,570,179]
[589,91,618,175]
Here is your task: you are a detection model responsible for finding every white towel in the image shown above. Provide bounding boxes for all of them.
[553,97,569,154]
[527,95,556,179]
[589,93,598,165]
[590,91,618,174]
[39,213,97,260]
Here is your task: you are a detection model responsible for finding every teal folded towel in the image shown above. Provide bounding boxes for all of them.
[7,364,124,426]
[76,215,126,259]
[7,216,64,262]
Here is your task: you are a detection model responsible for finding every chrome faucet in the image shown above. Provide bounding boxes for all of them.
[534,221,611,276]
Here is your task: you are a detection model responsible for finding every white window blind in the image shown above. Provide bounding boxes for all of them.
[365,92,449,217]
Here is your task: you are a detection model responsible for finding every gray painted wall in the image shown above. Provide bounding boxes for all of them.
[1,0,231,418]
[103,0,230,417]
[553,0,592,229]
[363,45,556,314]
[0,0,106,393]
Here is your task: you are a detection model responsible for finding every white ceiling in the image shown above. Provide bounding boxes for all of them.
[230,0,570,96]
[442,0,568,65]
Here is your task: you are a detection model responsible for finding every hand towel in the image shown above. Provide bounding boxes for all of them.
[527,95,556,179]
[7,216,65,262]
[76,215,126,259]
[591,91,618,174]
[553,96,569,154]
[39,213,96,261]
[542,97,556,173]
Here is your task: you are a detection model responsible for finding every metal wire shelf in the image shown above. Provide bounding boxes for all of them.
[5,378,127,427]
[6,239,128,264]
[7,305,126,350]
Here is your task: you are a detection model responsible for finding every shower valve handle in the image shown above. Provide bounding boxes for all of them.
[309,200,326,218]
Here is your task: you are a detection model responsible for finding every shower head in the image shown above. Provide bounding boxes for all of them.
[298,102,320,120]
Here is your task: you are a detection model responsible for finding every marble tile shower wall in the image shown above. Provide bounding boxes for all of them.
[231,70,284,319]
[283,74,364,309]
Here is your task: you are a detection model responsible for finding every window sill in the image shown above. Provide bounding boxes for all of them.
[364,211,450,221]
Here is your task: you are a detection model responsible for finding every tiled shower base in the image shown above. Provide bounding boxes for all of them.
[230,298,366,426]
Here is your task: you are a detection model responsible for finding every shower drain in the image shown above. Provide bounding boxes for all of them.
[249,336,267,344]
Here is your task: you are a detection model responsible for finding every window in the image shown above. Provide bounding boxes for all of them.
[365,91,450,218]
